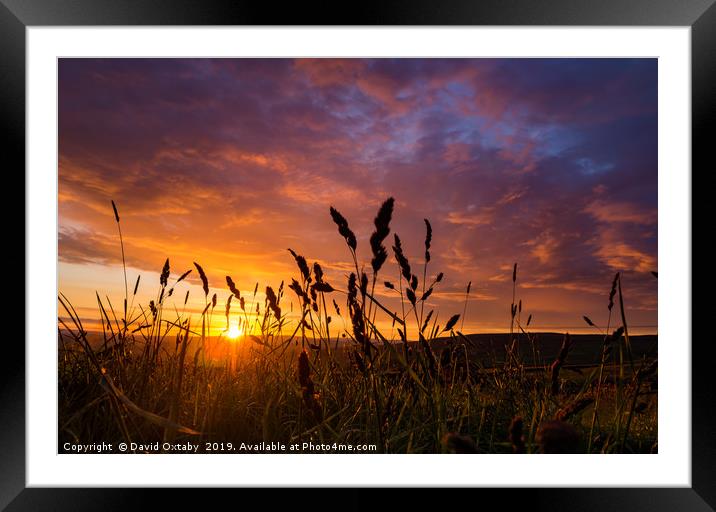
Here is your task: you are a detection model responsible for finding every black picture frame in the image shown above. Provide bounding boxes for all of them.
[3,0,709,509]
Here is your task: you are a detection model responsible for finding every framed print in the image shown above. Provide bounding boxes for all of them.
[3,0,711,508]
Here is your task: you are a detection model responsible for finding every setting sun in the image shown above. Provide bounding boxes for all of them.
[226,324,243,340]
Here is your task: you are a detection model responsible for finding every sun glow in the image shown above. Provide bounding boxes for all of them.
[226,324,243,340]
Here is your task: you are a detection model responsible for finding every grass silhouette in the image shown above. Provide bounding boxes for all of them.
[58,198,657,454]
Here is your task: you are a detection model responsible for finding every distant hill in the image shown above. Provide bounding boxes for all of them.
[65,331,657,369]
[427,332,657,367]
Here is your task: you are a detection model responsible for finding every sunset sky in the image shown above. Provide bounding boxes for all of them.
[58,58,658,335]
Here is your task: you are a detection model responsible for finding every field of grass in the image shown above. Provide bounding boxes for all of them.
[58,198,657,454]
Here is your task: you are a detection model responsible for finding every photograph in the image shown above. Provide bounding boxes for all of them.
[56,57,659,455]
